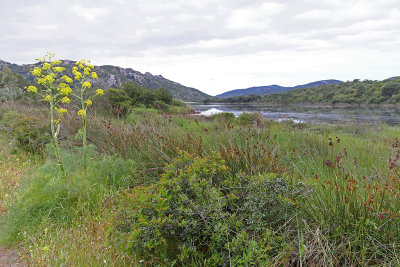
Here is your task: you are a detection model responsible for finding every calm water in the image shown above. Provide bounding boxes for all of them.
[188,103,400,125]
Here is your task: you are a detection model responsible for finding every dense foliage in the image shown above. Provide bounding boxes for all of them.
[105,81,185,117]
[216,78,400,104]
[111,152,306,265]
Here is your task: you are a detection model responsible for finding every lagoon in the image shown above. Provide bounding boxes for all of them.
[188,103,400,125]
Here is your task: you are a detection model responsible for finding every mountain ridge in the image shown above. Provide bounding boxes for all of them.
[0,59,210,101]
[216,79,343,98]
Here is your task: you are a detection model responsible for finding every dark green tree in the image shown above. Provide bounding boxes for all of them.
[155,87,172,104]
[382,82,400,97]
[122,81,144,105]
[106,88,132,117]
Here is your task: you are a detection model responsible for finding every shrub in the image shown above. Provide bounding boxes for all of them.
[153,100,168,110]
[235,112,262,125]
[164,104,192,115]
[211,112,235,123]
[1,111,50,154]
[110,152,305,265]
[105,88,132,117]
[381,82,400,97]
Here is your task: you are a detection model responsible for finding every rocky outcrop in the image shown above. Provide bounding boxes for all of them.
[0,60,210,101]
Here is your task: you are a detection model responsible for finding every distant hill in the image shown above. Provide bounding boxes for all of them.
[0,59,210,101]
[216,79,343,98]
[215,77,400,105]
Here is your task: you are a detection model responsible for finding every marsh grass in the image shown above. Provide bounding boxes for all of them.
[2,102,400,265]
[84,110,400,264]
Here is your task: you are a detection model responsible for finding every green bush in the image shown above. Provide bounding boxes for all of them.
[381,82,400,97]
[1,111,50,154]
[235,112,262,125]
[106,88,132,117]
[153,100,168,110]
[211,112,235,123]
[164,104,192,114]
[110,152,305,265]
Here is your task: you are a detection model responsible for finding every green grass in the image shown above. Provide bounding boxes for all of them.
[0,143,136,265]
[2,104,400,265]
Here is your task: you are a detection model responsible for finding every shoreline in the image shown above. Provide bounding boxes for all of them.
[187,102,400,108]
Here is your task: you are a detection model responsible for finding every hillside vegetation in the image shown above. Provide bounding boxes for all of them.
[216,79,342,98]
[0,59,209,101]
[216,78,400,104]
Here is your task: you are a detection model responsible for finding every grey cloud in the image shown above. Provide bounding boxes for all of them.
[0,0,399,93]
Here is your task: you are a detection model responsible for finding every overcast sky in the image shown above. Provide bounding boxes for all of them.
[1,0,400,95]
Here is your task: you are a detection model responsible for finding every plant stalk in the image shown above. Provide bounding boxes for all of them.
[49,98,66,177]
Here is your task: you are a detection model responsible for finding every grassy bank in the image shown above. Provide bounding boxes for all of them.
[1,103,400,265]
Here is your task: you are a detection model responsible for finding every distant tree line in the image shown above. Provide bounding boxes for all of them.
[210,78,400,105]
[106,81,179,116]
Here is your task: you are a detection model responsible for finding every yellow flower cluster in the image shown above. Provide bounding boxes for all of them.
[42,62,51,70]
[27,55,105,132]
[30,56,66,91]
[61,75,73,84]
[61,97,70,104]
[26,86,38,93]
[78,109,86,117]
[37,74,55,85]
[73,69,82,80]
[84,99,92,106]
[52,66,65,73]
[60,87,72,95]
[75,59,93,69]
[31,67,42,76]
[58,83,72,95]
[84,67,91,75]
[82,81,92,89]
[56,107,68,115]
[96,89,104,96]
[73,60,97,82]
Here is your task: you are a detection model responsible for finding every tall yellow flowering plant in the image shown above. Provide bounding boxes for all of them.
[26,53,71,177]
[69,59,104,175]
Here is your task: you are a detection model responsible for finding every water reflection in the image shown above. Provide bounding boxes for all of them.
[188,103,400,125]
